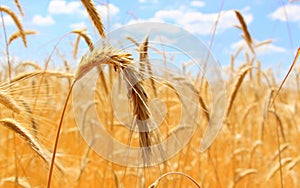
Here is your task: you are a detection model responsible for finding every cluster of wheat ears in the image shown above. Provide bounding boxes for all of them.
[0,0,300,187]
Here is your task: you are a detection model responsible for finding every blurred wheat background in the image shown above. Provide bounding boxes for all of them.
[0,0,300,188]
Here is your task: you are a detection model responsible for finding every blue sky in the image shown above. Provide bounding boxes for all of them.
[0,0,299,74]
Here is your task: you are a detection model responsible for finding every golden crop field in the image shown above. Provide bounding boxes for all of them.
[0,1,300,188]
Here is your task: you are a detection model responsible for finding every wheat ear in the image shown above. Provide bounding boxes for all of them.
[14,0,24,16]
[0,118,64,172]
[9,30,37,46]
[0,90,21,113]
[234,10,254,54]
[0,5,27,47]
[80,0,105,38]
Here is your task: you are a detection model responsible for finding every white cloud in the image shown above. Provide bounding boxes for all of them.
[48,0,120,19]
[70,22,87,29]
[153,8,253,35]
[96,3,120,18]
[269,4,300,22]
[190,1,205,7]
[231,39,286,56]
[138,0,158,3]
[48,0,83,15]
[32,15,55,26]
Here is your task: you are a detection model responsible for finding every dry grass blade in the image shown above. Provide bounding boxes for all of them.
[234,10,254,54]
[266,157,293,180]
[0,90,21,114]
[80,0,105,38]
[9,30,37,46]
[71,29,94,51]
[14,0,24,16]
[0,118,64,172]
[0,5,27,47]
[226,66,252,118]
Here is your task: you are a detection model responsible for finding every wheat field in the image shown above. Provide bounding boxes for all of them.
[0,1,300,188]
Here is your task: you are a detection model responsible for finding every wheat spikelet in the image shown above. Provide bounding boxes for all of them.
[14,0,24,16]
[80,0,105,38]
[226,66,252,118]
[234,10,254,54]
[0,90,21,113]
[0,118,64,172]
[0,5,27,47]
[8,30,37,46]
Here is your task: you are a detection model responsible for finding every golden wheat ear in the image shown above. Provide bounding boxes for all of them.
[0,118,64,173]
[9,30,38,46]
[0,5,27,47]
[80,0,105,38]
[234,10,254,54]
[14,0,24,16]
[0,90,21,114]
